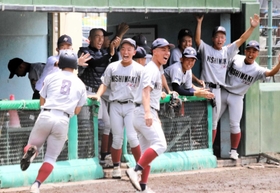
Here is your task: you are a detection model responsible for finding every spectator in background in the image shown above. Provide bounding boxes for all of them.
[132,34,152,64]
[7,57,45,99]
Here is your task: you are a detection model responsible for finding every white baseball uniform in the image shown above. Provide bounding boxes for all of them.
[102,60,143,149]
[169,47,182,66]
[198,40,238,130]
[220,54,267,133]
[164,61,192,90]
[27,70,87,165]
[133,61,167,155]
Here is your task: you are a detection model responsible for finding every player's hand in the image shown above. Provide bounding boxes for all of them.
[144,112,153,127]
[250,14,260,28]
[88,94,100,101]
[78,53,91,67]
[161,92,167,99]
[110,36,121,55]
[195,13,204,22]
[194,90,215,99]
[197,79,205,88]
[116,22,129,38]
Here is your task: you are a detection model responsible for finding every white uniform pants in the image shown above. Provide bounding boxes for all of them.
[110,101,139,149]
[219,88,244,134]
[133,105,167,155]
[212,88,221,130]
[28,109,69,166]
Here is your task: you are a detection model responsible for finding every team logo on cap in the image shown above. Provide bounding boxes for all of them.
[63,37,68,42]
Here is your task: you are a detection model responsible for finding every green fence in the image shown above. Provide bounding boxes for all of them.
[0,95,216,188]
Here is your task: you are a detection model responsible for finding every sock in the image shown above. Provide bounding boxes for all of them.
[24,145,31,153]
[135,164,144,171]
[231,132,241,149]
[101,134,109,154]
[212,129,217,144]
[131,145,141,162]
[138,148,158,169]
[36,162,54,183]
[100,152,109,160]
[140,183,147,191]
[111,147,122,165]
[140,165,151,184]
[108,133,113,153]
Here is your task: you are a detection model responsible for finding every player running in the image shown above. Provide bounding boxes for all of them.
[126,38,174,192]
[89,38,143,179]
[20,50,87,193]
[220,40,280,160]
[195,13,260,144]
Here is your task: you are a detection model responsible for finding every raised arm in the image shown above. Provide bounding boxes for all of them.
[265,54,280,77]
[234,14,260,48]
[195,14,204,48]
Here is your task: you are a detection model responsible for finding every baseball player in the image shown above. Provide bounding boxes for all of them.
[126,38,174,192]
[8,58,45,99]
[89,38,143,179]
[133,46,147,66]
[132,34,152,64]
[78,28,121,167]
[20,49,87,193]
[164,47,214,99]
[220,40,280,160]
[195,13,260,144]
[35,35,90,93]
[168,28,205,87]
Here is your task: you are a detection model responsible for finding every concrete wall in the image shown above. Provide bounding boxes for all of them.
[0,12,48,100]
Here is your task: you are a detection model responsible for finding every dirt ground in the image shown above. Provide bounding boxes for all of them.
[2,162,280,193]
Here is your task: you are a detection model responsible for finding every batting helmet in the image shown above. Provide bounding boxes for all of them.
[58,49,78,69]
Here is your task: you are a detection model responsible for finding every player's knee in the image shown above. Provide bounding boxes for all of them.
[230,123,240,134]
[127,134,139,148]
[112,135,123,149]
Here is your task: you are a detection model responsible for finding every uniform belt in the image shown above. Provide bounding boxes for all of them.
[85,86,97,93]
[135,103,158,112]
[43,109,70,118]
[113,100,132,104]
[205,82,220,89]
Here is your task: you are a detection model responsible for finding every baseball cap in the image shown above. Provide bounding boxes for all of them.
[151,38,175,50]
[133,46,147,59]
[245,40,260,51]
[120,38,136,48]
[182,47,197,60]
[212,26,226,37]
[99,28,113,36]
[8,57,24,79]
[132,34,151,52]
[57,35,72,47]
[178,28,193,40]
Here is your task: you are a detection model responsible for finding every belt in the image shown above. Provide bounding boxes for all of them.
[85,86,97,93]
[135,103,158,112]
[43,109,70,118]
[113,100,133,104]
[205,82,220,89]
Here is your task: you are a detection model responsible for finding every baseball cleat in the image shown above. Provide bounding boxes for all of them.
[30,182,40,193]
[136,186,156,193]
[100,154,114,168]
[20,145,37,171]
[125,167,142,191]
[229,149,239,160]
[112,166,122,179]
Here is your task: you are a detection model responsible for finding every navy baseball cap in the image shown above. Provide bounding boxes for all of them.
[245,40,260,51]
[151,38,175,50]
[99,28,113,36]
[133,46,147,59]
[212,26,226,37]
[132,34,151,52]
[178,28,193,40]
[120,38,136,48]
[8,57,24,79]
[57,35,72,47]
[182,47,197,60]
